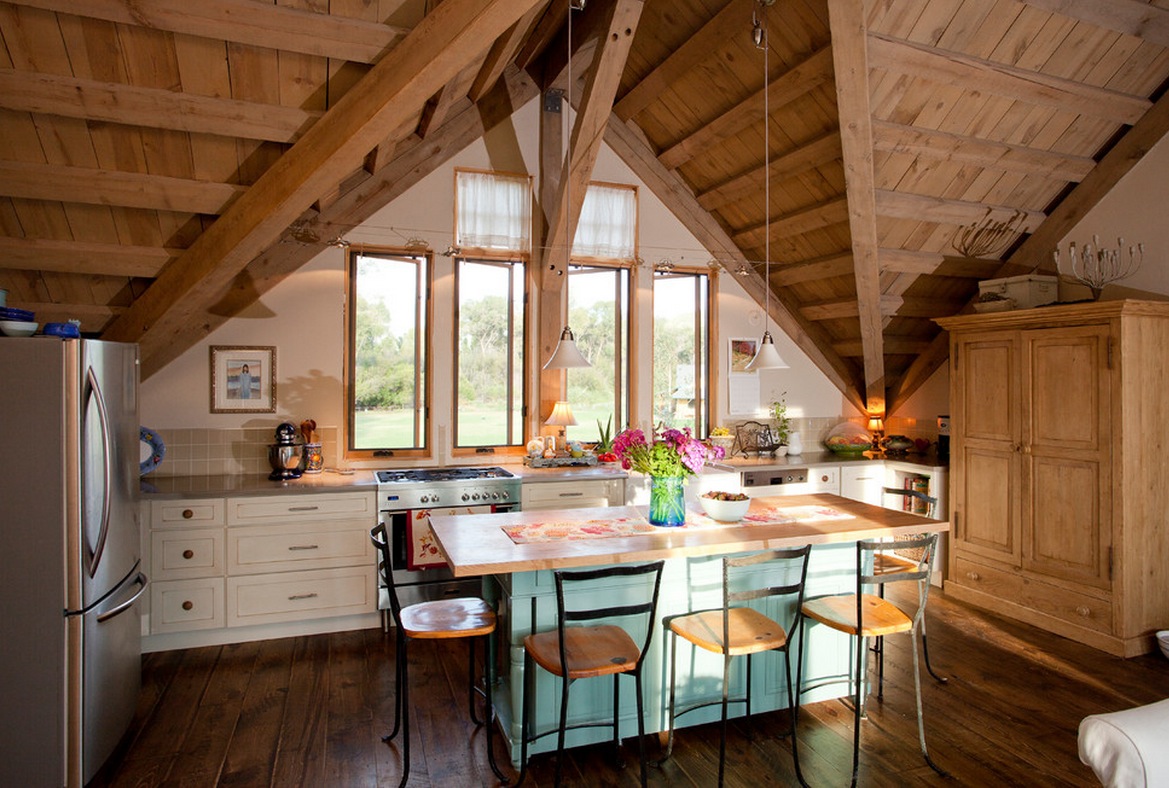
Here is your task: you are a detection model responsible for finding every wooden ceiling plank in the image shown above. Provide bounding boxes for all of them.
[771,250,854,286]
[658,46,834,171]
[1007,84,1169,273]
[0,236,174,276]
[542,0,644,289]
[697,130,843,211]
[613,0,742,121]
[732,196,849,247]
[871,118,1096,182]
[101,0,549,372]
[1016,0,1169,50]
[868,32,1151,124]
[0,160,245,214]
[875,189,1046,229]
[0,68,320,143]
[14,0,407,64]
[603,118,866,414]
[828,0,884,414]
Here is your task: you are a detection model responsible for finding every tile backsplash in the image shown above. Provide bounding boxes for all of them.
[143,426,339,477]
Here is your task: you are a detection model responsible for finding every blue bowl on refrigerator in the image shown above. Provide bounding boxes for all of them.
[43,322,81,339]
[0,306,34,322]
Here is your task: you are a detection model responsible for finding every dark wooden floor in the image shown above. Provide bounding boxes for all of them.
[92,586,1169,787]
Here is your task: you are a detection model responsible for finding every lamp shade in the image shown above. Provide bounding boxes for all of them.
[544,401,578,427]
[543,327,591,369]
[744,331,789,371]
[867,417,885,433]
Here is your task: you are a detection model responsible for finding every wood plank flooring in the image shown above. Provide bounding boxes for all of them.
[91,586,1169,787]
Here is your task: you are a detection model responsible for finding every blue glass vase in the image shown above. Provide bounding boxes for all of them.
[649,476,686,527]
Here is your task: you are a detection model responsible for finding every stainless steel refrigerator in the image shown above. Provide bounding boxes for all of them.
[0,337,147,787]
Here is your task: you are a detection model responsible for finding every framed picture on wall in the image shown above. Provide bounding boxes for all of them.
[729,337,758,374]
[210,345,276,413]
[727,337,761,415]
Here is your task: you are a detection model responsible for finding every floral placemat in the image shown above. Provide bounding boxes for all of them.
[501,505,854,544]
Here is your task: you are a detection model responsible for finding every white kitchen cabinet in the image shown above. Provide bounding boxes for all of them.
[521,477,625,510]
[839,464,884,506]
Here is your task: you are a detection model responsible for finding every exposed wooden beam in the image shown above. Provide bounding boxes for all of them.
[468,5,545,102]
[834,337,931,357]
[875,190,1046,230]
[1016,0,1169,49]
[802,294,958,321]
[0,237,176,277]
[102,0,549,375]
[829,0,884,414]
[733,196,849,250]
[613,0,742,121]
[0,68,319,143]
[871,120,1096,183]
[770,251,854,286]
[867,33,1151,125]
[542,0,643,290]
[0,161,245,215]
[697,131,842,211]
[602,118,867,414]
[417,66,479,139]
[878,248,1011,279]
[1007,85,1169,274]
[886,332,950,415]
[658,46,835,170]
[14,0,407,64]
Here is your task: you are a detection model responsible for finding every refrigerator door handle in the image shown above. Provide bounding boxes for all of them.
[83,364,113,578]
[96,572,148,623]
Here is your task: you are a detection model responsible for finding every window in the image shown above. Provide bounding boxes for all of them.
[573,183,637,260]
[565,264,630,443]
[347,249,430,456]
[653,270,710,435]
[455,259,526,448]
[455,169,532,255]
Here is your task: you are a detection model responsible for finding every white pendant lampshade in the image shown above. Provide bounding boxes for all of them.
[543,327,591,369]
[544,401,578,428]
[745,330,788,371]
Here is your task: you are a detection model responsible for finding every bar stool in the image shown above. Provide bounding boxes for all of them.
[659,546,811,787]
[515,561,665,787]
[801,533,946,786]
[369,524,508,787]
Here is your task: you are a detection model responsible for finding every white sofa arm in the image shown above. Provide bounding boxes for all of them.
[1079,698,1169,787]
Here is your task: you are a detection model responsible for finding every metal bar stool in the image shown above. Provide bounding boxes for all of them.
[515,561,665,787]
[659,546,812,787]
[801,533,947,786]
[369,524,508,787]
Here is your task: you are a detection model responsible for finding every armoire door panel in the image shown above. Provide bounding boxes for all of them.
[957,336,1018,443]
[1027,326,1110,455]
[957,447,1020,564]
[1025,456,1110,588]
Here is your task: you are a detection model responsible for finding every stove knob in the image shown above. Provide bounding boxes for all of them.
[491,492,500,500]
[420,495,429,503]
[462,493,470,501]
[432,494,440,503]
[501,491,510,499]
[472,493,480,501]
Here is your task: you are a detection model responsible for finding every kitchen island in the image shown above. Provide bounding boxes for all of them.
[428,493,949,765]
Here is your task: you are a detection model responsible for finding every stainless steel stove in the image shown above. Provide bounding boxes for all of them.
[376,467,521,608]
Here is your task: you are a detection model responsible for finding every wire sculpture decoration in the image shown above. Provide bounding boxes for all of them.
[1053,235,1144,301]
[952,209,1028,258]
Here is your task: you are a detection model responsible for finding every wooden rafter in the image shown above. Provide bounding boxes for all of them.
[14,0,408,64]
[732,196,848,248]
[0,237,177,277]
[102,0,548,375]
[770,251,854,286]
[468,5,546,102]
[658,47,834,170]
[829,0,884,413]
[878,248,1010,279]
[697,131,842,211]
[874,190,1045,230]
[1015,0,1169,49]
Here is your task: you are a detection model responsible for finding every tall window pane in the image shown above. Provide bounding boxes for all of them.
[653,271,709,434]
[456,259,526,447]
[348,251,428,452]
[566,265,630,443]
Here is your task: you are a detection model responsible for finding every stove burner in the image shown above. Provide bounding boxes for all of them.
[376,466,516,484]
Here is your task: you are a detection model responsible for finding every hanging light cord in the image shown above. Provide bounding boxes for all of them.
[754,5,771,330]
[566,1,574,276]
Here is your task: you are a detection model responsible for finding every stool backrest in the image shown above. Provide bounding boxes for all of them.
[856,532,939,628]
[370,523,402,623]
[553,561,665,672]
[723,545,812,645]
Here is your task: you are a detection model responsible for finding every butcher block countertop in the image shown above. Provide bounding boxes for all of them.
[429,493,948,577]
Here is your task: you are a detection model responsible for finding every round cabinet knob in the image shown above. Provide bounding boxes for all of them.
[1076,606,1091,618]
[182,509,194,519]
[181,600,193,611]
[821,475,830,483]
[182,549,194,560]
[967,571,981,581]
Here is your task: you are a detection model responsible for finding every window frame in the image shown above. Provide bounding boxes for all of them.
[343,245,433,462]
[453,167,534,263]
[651,265,714,437]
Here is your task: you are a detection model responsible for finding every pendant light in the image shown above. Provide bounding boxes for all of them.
[745,2,789,372]
[544,0,592,371]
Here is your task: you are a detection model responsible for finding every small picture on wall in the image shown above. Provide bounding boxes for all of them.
[729,337,758,374]
[210,345,276,413]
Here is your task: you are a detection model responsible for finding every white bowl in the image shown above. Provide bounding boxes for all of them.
[0,320,38,337]
[1157,630,1169,660]
[699,494,751,522]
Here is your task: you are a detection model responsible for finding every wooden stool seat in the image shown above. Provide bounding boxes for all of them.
[802,593,912,638]
[524,624,640,679]
[669,607,788,656]
[872,552,917,575]
[399,598,496,639]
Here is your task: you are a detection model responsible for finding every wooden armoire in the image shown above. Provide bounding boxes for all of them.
[936,300,1169,657]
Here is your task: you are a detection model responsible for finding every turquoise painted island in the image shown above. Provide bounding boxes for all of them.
[428,493,948,766]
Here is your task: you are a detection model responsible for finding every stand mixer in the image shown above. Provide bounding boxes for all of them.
[268,422,305,481]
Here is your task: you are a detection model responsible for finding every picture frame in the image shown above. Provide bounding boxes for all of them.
[729,337,758,375]
[210,345,276,413]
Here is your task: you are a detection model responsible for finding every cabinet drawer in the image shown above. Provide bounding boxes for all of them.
[151,498,225,528]
[953,556,1113,634]
[227,492,375,525]
[151,578,225,633]
[226,566,377,626]
[151,529,225,580]
[227,520,376,574]
[522,480,621,509]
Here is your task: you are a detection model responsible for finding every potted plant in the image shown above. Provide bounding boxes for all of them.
[594,415,618,465]
[770,393,791,453]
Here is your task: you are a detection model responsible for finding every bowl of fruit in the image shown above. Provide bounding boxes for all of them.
[824,422,873,454]
[699,491,751,522]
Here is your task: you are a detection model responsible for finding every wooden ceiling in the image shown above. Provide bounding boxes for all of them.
[2,0,1168,414]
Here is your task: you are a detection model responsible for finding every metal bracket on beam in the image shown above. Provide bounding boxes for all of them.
[543,89,564,113]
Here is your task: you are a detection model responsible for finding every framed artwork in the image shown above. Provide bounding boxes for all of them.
[727,337,761,415]
[729,337,758,374]
[210,345,276,413]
